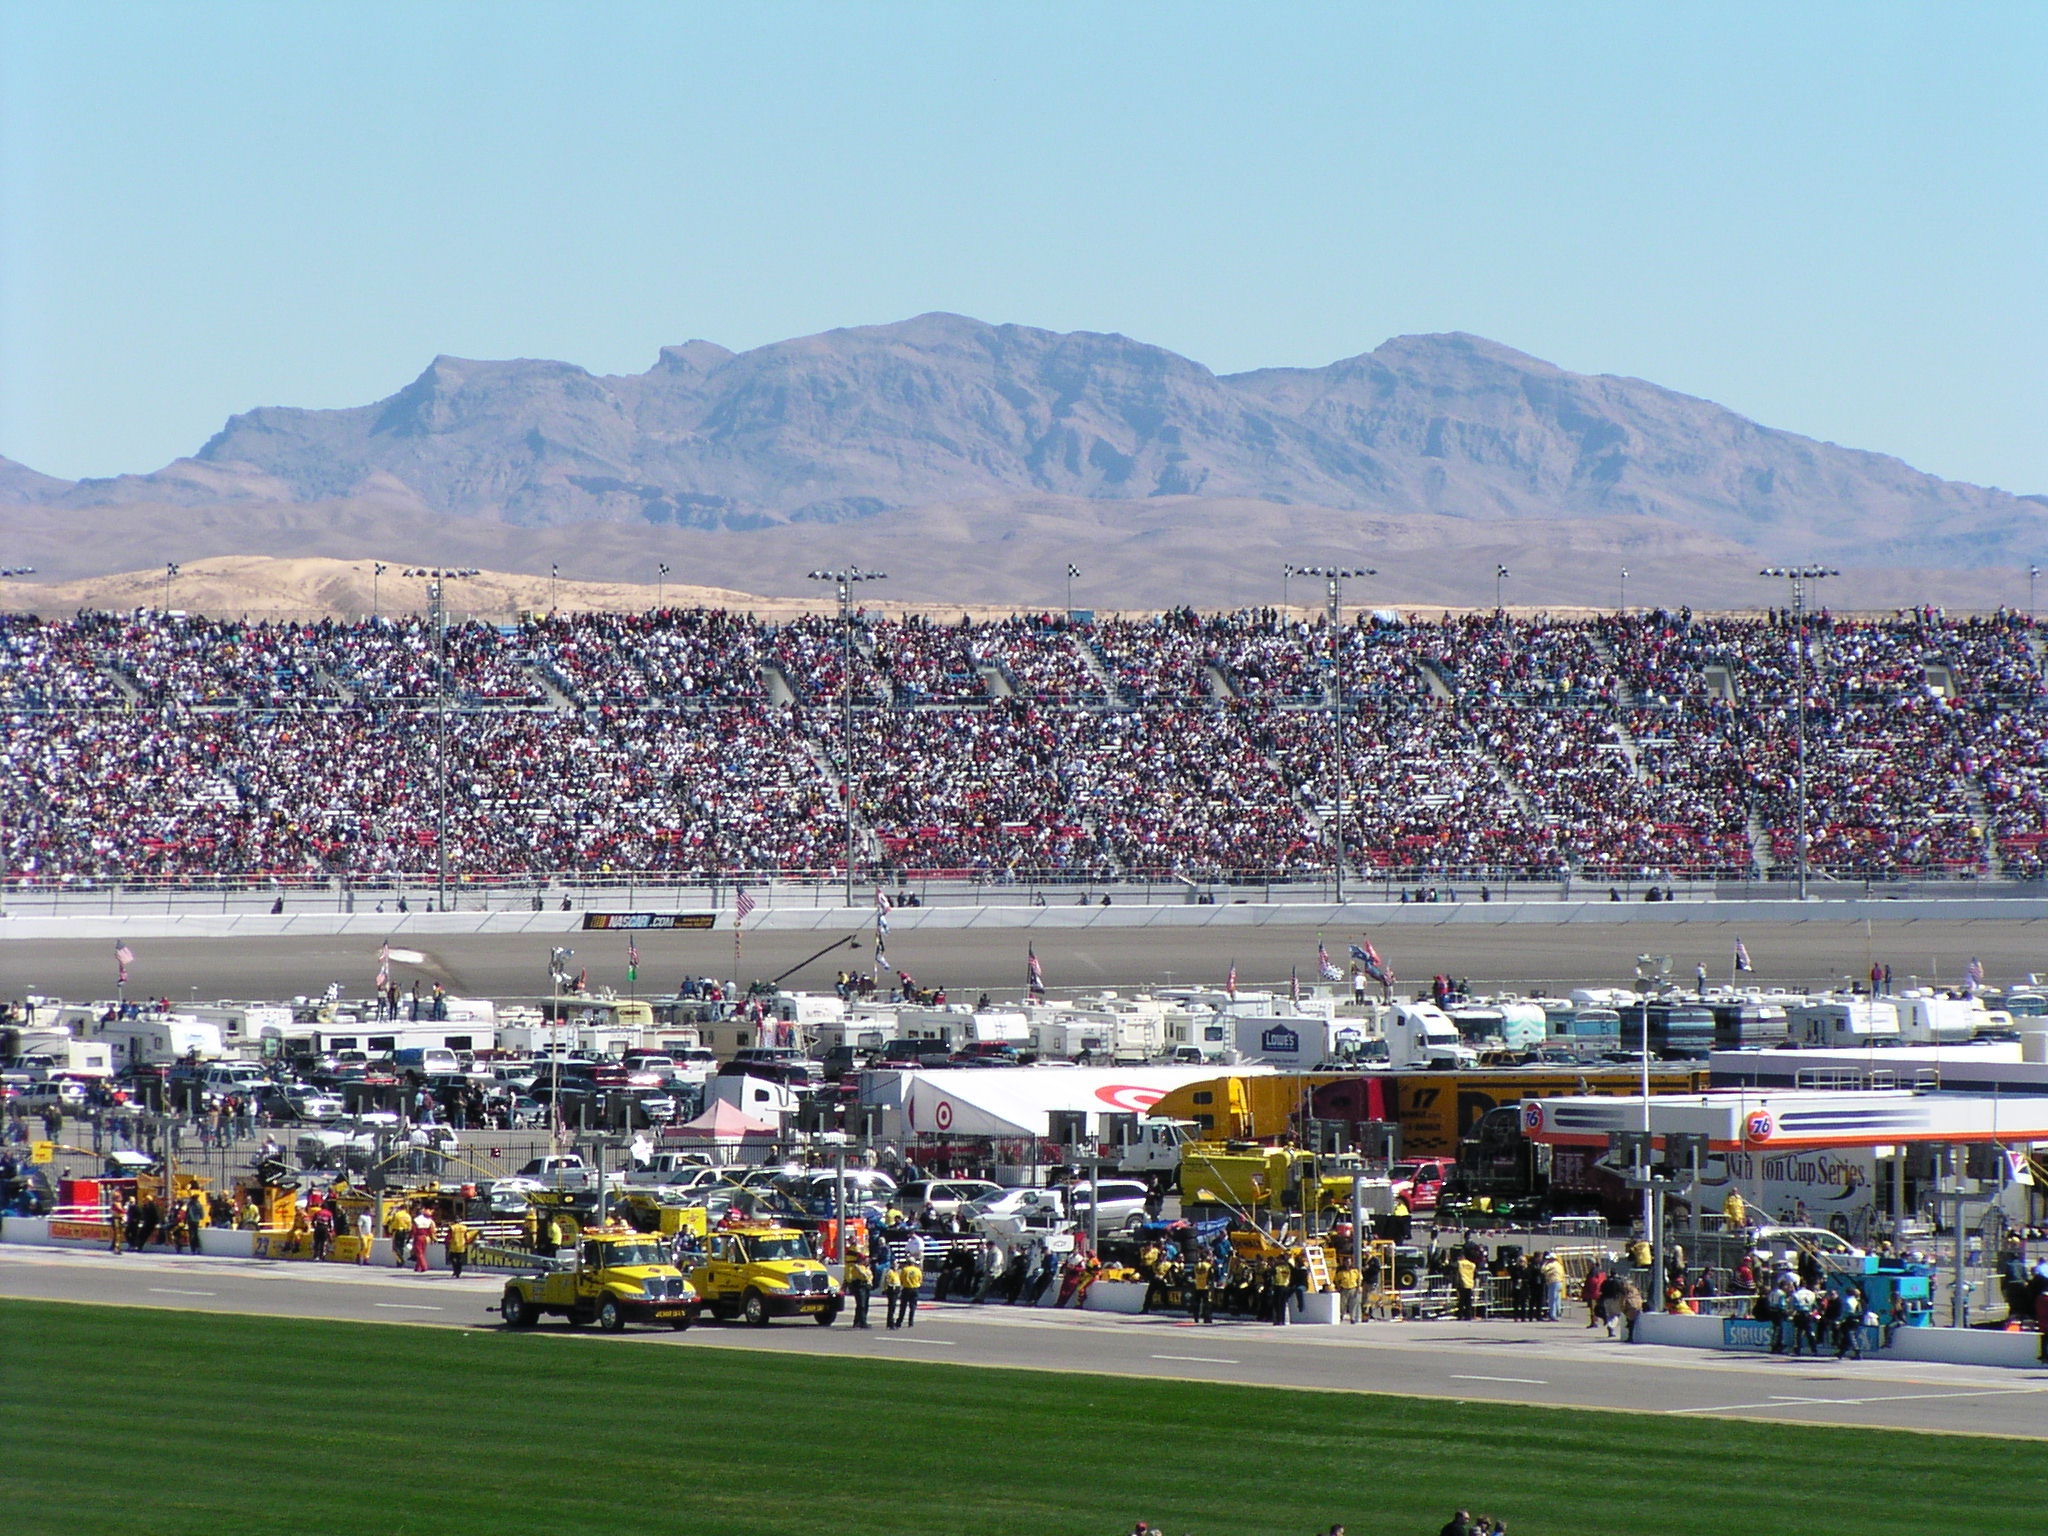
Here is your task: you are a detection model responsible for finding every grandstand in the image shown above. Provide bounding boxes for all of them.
[3,604,2044,890]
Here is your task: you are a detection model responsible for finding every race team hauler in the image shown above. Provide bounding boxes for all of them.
[496,1230,703,1332]
[686,1222,843,1326]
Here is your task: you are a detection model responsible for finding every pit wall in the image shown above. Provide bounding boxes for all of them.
[1631,1308,2042,1368]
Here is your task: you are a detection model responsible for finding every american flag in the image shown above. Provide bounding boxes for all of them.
[734,889,757,922]
[1967,956,1985,991]
[115,939,133,984]
[1317,937,1340,981]
[1734,938,1752,973]
[1226,959,1237,999]
[375,940,390,991]
[1027,943,1045,999]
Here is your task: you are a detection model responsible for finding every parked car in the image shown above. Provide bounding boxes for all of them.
[897,1178,999,1221]
[965,1186,1069,1239]
[274,1089,346,1123]
[1064,1178,1152,1231]
[10,1078,88,1113]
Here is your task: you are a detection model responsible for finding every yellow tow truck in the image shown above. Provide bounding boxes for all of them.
[686,1222,842,1327]
[496,1230,702,1332]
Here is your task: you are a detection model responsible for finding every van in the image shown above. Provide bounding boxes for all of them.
[393,1047,459,1081]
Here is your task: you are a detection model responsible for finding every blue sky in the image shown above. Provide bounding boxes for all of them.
[2,2,2043,492]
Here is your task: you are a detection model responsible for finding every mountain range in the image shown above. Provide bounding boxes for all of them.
[4,313,2043,611]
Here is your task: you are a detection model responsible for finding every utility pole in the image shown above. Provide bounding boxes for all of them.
[1760,566,1837,900]
[807,567,887,907]
[1293,566,1373,903]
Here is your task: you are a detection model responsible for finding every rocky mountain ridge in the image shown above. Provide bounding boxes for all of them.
[6,314,2039,572]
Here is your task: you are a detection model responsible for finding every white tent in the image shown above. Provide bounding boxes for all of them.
[658,1098,781,1164]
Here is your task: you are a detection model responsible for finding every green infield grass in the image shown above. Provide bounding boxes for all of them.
[0,1299,2035,1536]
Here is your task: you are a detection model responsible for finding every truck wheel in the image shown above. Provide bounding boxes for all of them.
[597,1297,625,1333]
[501,1289,536,1328]
[814,1305,839,1327]
[669,1318,692,1331]
[742,1289,770,1327]
[1395,1268,1419,1290]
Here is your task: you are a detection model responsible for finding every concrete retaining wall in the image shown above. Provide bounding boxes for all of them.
[11,897,2048,944]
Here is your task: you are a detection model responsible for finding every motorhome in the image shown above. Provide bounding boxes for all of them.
[1786,997,1901,1047]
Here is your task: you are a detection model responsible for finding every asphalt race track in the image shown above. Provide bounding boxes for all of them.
[8,914,2047,1005]
[2,1246,2043,1437]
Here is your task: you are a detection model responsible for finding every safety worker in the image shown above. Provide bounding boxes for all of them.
[1336,1256,1363,1324]
[882,1257,905,1329]
[386,1202,414,1267]
[845,1247,874,1329]
[895,1254,924,1329]
[1189,1253,1215,1325]
[446,1220,471,1278]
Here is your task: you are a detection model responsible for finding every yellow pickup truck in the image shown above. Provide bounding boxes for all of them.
[687,1223,842,1327]
[497,1231,702,1332]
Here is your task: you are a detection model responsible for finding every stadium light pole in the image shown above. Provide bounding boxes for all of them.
[405,567,479,911]
[808,567,887,907]
[1761,565,1837,901]
[1619,566,1629,616]
[371,561,388,623]
[1295,566,1374,903]
[2030,564,2039,624]
[1494,563,1510,613]
[1064,562,1079,620]
[162,561,181,613]
[1282,563,1297,622]
[0,567,34,918]
[657,562,671,613]
[550,563,560,615]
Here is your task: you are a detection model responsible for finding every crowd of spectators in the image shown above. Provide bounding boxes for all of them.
[8,603,2048,884]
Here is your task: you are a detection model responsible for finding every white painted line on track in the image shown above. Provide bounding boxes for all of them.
[373,1303,444,1311]
[1450,1374,1547,1385]
[880,1336,953,1345]
[147,1288,216,1296]
[1669,1385,2048,1414]
[1153,1354,1240,1365]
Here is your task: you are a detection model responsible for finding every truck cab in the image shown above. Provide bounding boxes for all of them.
[686,1223,842,1327]
[497,1231,702,1332]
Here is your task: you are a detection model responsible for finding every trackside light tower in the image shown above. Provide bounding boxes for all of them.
[808,567,888,907]
[403,567,479,910]
[1293,565,1374,903]
[1760,565,1837,901]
